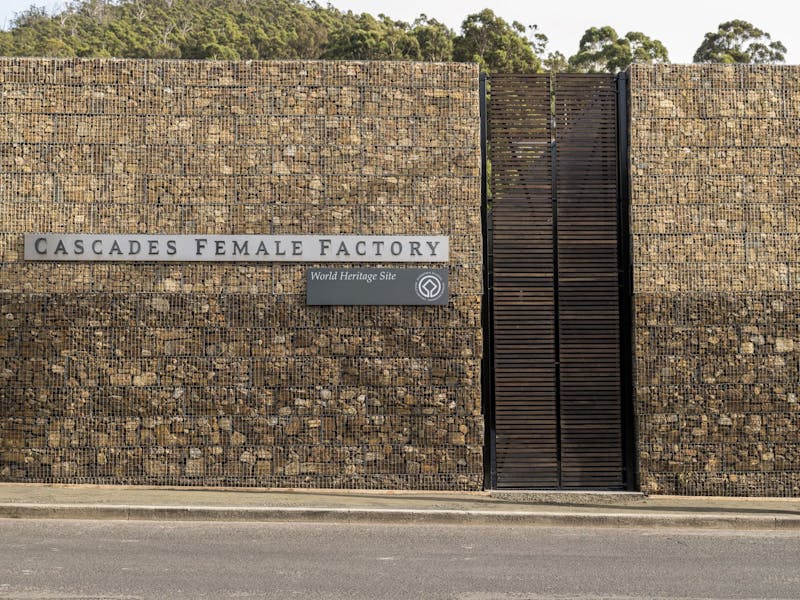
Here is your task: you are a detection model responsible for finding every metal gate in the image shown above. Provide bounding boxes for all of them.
[484,73,633,490]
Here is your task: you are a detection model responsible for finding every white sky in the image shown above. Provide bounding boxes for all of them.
[1,0,798,64]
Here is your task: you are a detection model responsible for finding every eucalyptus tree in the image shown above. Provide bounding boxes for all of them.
[453,9,541,73]
[568,26,669,73]
[693,20,786,63]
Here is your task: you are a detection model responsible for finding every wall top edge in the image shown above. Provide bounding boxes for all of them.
[0,57,479,69]
[628,63,800,74]
[0,57,481,87]
[627,63,800,91]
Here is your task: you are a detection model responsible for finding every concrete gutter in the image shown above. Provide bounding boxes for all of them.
[2,502,800,530]
[1,484,798,530]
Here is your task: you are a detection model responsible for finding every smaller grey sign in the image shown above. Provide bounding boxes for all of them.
[307,268,449,306]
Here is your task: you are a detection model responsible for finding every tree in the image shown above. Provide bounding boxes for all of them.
[2,5,82,56]
[568,26,668,73]
[453,9,541,73]
[0,0,347,59]
[322,12,420,60]
[527,23,548,57]
[627,31,669,65]
[524,25,568,72]
[543,51,568,73]
[411,15,454,62]
[693,20,786,63]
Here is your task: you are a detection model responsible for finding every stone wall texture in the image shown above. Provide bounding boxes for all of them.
[0,58,484,490]
[630,64,800,496]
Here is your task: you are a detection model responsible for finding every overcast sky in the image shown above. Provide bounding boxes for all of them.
[1,0,797,64]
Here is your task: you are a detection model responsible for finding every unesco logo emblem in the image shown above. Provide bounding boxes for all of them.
[414,272,445,302]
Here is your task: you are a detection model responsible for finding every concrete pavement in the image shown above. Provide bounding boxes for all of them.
[1,482,799,529]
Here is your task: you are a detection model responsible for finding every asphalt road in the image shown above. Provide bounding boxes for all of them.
[1,519,799,600]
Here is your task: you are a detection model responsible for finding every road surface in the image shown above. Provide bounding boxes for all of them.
[1,519,798,599]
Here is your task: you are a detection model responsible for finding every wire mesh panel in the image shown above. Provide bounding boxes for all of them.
[630,64,800,497]
[0,58,484,490]
[489,73,625,489]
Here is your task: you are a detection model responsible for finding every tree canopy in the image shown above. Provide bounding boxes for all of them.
[0,0,533,69]
[452,9,541,73]
[568,26,669,73]
[0,0,339,59]
[322,13,421,61]
[0,2,791,71]
[693,20,786,63]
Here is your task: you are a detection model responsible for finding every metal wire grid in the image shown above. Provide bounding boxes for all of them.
[0,58,483,490]
[629,64,800,496]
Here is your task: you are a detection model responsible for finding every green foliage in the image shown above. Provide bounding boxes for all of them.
[4,5,72,57]
[568,26,668,73]
[2,0,338,59]
[322,13,421,60]
[411,15,454,62]
[1,0,683,75]
[453,9,541,73]
[1,0,451,61]
[627,31,669,65]
[543,51,568,73]
[693,20,786,63]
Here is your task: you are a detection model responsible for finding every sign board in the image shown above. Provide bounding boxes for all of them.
[23,234,449,263]
[306,268,449,306]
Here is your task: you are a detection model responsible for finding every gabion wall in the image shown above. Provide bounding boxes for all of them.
[630,64,800,496]
[0,58,483,490]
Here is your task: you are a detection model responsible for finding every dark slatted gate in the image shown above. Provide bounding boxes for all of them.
[487,73,629,489]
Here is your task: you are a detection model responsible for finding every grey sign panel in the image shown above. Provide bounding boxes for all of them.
[23,234,449,263]
[307,268,449,306]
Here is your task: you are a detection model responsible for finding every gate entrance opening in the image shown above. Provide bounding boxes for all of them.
[485,73,634,490]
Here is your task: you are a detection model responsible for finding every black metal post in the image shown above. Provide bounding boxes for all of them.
[616,70,638,491]
[479,72,497,490]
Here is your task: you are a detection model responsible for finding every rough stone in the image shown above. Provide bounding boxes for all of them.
[631,64,800,497]
[0,58,483,491]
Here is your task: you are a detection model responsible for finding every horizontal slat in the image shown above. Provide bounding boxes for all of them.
[490,73,624,491]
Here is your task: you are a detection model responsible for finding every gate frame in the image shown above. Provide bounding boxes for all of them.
[616,71,638,492]
[479,72,498,489]
[482,71,638,491]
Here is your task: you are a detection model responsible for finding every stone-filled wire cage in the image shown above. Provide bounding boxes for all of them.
[0,58,484,490]
[630,64,800,497]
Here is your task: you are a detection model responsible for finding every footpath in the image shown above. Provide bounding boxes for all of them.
[1,483,799,530]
